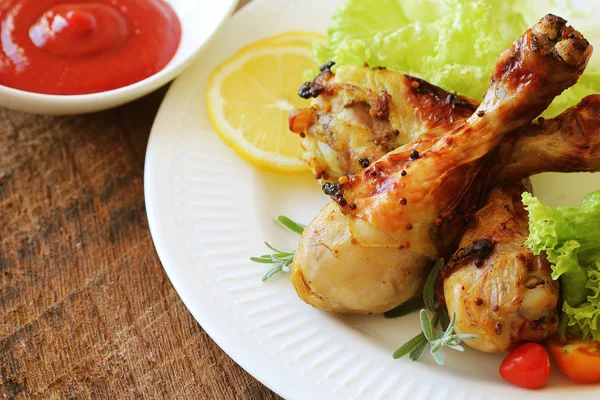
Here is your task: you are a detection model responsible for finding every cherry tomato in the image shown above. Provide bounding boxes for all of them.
[548,334,600,383]
[499,343,551,389]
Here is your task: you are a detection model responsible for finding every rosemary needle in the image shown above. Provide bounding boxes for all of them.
[276,215,305,235]
[250,215,303,281]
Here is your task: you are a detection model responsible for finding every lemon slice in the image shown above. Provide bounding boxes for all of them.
[206,32,323,172]
[263,31,327,46]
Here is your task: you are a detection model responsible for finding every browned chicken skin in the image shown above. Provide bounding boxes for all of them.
[442,183,559,353]
[289,66,477,180]
[495,95,600,182]
[292,15,592,315]
[291,59,600,184]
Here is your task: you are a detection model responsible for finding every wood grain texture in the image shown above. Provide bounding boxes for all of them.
[0,0,281,398]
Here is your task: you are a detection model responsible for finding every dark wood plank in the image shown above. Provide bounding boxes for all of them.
[0,0,281,398]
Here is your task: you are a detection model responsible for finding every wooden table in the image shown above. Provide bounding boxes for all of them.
[0,1,281,398]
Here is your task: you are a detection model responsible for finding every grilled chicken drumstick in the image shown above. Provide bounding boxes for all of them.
[292,15,591,314]
[291,70,600,184]
[442,183,559,353]
[439,95,600,353]
[291,67,600,184]
[292,69,600,185]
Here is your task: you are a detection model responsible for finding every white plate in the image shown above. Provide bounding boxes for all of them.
[144,0,600,398]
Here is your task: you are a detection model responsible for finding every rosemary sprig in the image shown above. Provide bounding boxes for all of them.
[250,216,303,281]
[392,259,477,364]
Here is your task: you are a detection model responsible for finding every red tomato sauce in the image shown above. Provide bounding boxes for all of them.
[0,0,181,95]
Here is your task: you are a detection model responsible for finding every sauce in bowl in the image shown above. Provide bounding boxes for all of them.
[0,0,181,95]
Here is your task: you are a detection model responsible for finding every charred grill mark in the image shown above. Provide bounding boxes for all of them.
[297,67,336,99]
[497,14,590,94]
[319,61,335,72]
[406,75,478,125]
[496,38,525,88]
[298,81,325,99]
[441,238,494,279]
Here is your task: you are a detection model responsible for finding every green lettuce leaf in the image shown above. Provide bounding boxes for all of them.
[563,259,600,341]
[315,0,600,117]
[523,190,600,340]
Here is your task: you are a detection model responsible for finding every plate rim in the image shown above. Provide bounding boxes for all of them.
[144,3,314,398]
[144,0,600,399]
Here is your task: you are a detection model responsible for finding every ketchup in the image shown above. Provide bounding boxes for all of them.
[0,0,182,95]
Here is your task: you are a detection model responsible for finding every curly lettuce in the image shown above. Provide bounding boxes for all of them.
[523,190,600,341]
[314,0,600,117]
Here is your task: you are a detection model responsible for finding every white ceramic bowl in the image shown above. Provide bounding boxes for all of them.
[0,0,239,115]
